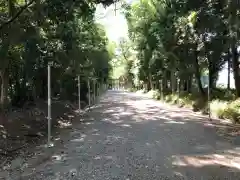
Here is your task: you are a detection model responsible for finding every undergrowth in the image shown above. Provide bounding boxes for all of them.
[135,88,240,124]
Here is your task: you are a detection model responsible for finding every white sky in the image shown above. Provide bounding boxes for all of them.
[95,1,129,42]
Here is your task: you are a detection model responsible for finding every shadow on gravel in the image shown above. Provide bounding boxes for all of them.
[80,90,240,179]
[14,90,240,179]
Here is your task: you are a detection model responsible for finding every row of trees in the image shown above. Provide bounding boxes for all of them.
[0,0,116,110]
[120,0,240,99]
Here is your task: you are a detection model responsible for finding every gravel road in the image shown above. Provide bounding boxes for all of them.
[3,90,240,179]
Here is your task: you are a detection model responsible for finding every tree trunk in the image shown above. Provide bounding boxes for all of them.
[232,45,240,97]
[188,76,192,93]
[208,54,214,94]
[183,77,187,91]
[170,70,176,93]
[193,49,205,96]
[0,77,1,108]
[227,55,231,90]
[149,72,153,90]
[0,70,9,109]
[32,83,37,102]
[179,78,183,92]
[162,71,167,92]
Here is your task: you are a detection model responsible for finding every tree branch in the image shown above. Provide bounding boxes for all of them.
[0,0,35,30]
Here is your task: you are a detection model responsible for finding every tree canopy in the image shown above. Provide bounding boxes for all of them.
[0,0,118,109]
[119,0,240,98]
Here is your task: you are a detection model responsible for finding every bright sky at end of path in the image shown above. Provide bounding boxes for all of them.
[95,1,130,43]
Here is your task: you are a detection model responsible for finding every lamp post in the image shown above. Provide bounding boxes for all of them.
[177,78,180,105]
[88,78,91,110]
[207,74,211,121]
[96,81,99,97]
[92,78,97,103]
[47,61,53,147]
[78,75,81,111]
[159,79,163,101]
[202,73,211,121]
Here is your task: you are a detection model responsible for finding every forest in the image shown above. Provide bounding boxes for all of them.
[0,0,239,174]
[1,0,240,161]
[0,0,239,176]
[113,0,240,124]
[0,0,118,110]
[0,0,116,158]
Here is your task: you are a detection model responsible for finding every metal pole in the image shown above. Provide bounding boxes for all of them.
[92,79,95,103]
[206,65,211,121]
[78,75,81,111]
[97,82,100,97]
[208,81,211,121]
[177,79,180,105]
[102,79,104,92]
[93,79,96,103]
[114,1,117,16]
[88,78,91,109]
[47,64,52,146]
[160,80,163,101]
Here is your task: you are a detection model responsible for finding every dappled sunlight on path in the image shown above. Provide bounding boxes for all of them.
[3,90,239,179]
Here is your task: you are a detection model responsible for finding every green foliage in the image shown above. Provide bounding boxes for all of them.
[146,90,160,100]
[222,100,240,123]
[122,0,240,98]
[120,0,240,124]
[129,85,240,123]
[136,88,147,94]
[163,93,193,107]
[210,99,240,123]
[128,87,137,92]
[210,100,229,119]
[0,0,116,109]
[211,88,236,101]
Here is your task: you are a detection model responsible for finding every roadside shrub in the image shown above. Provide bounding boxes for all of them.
[205,98,240,123]
[170,94,178,104]
[160,90,239,124]
[136,89,147,94]
[163,93,193,107]
[210,100,228,119]
[183,96,193,107]
[223,99,240,123]
[192,98,207,112]
[147,90,160,99]
[178,98,185,107]
[212,88,236,101]
[165,94,173,102]
[129,87,137,92]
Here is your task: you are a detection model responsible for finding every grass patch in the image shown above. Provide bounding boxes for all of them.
[211,88,236,101]
[223,99,240,123]
[146,90,161,99]
[128,87,138,92]
[127,87,239,124]
[136,88,147,94]
[210,99,240,123]
[143,88,240,124]
[210,100,228,119]
[163,92,195,108]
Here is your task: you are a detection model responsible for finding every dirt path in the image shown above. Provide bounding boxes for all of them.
[2,90,240,179]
